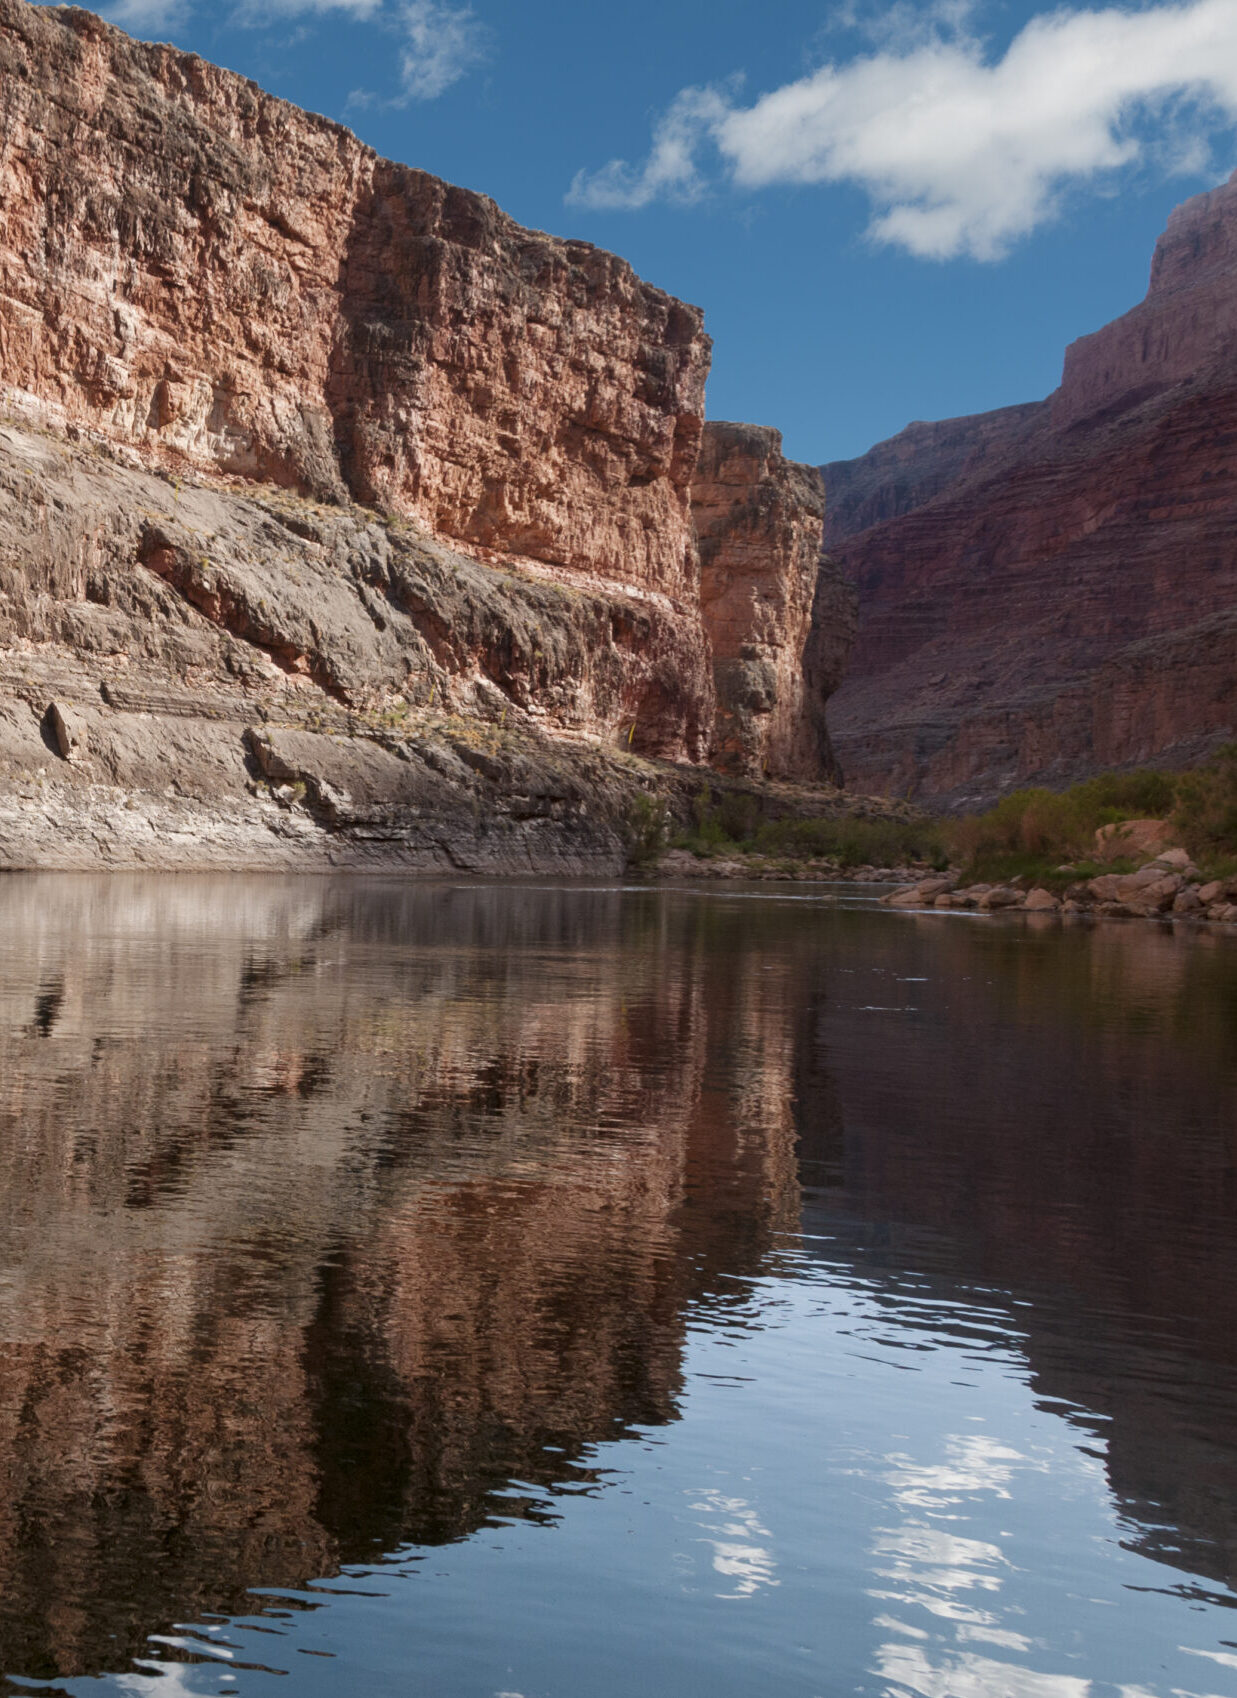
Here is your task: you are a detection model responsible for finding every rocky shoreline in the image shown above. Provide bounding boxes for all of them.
[654,846,1237,932]
[880,852,1237,926]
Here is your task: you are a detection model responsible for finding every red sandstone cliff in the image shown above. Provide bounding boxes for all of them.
[694,422,853,780]
[0,0,852,863]
[822,171,1237,809]
[0,0,708,597]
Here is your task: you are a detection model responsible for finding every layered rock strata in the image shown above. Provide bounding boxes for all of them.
[0,421,858,872]
[693,422,854,780]
[822,171,1237,809]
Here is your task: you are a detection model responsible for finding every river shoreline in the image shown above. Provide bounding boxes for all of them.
[653,848,1237,932]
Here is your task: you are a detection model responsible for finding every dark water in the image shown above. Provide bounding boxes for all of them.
[0,877,1234,1698]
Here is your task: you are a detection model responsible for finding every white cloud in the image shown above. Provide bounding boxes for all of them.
[230,0,385,21]
[100,0,484,103]
[395,0,486,101]
[566,85,730,209]
[102,0,193,30]
[568,0,1237,260]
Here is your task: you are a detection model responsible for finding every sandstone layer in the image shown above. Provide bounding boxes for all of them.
[822,171,1237,809]
[693,421,854,780]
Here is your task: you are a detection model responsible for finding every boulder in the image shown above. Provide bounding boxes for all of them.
[1198,880,1225,905]
[45,702,86,762]
[1113,868,1181,911]
[978,886,1022,910]
[1087,874,1125,902]
[1024,888,1060,911]
[1173,888,1203,914]
[883,876,954,908]
[1094,819,1179,862]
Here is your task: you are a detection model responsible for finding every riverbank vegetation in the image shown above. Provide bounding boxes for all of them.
[669,790,949,870]
[951,748,1237,887]
[666,746,1237,883]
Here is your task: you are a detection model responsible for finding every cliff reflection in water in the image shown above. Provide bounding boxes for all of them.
[795,910,1237,1597]
[0,879,799,1682]
[0,880,1232,1688]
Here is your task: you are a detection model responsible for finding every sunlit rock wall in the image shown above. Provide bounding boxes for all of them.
[693,422,852,781]
[0,0,709,604]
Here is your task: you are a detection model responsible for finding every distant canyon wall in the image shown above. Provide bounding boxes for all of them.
[822,170,1237,809]
[0,0,847,797]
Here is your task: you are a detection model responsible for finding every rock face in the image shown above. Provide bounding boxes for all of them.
[0,0,854,866]
[693,422,853,780]
[0,420,849,872]
[0,0,708,598]
[822,171,1237,809]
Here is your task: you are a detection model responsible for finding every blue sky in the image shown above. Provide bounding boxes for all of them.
[76,0,1237,464]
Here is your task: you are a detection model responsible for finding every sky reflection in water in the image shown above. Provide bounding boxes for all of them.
[0,877,1232,1698]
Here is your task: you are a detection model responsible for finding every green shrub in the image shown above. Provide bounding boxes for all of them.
[1172,744,1237,861]
[751,814,948,869]
[949,769,1180,874]
[672,787,947,869]
[625,793,670,871]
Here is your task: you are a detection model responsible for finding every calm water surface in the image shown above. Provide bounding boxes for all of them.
[0,876,1233,1698]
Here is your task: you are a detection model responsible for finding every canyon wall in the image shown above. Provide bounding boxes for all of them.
[693,422,853,780]
[0,0,854,868]
[0,0,709,597]
[822,170,1237,809]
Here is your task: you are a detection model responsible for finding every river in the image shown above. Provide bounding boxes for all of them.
[0,876,1232,1698]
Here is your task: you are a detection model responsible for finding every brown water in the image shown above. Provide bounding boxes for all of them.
[0,876,1233,1698]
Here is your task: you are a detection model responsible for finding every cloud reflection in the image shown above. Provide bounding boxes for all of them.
[689,1489,780,1598]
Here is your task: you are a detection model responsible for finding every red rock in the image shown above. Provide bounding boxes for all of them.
[0,0,709,602]
[822,172,1237,807]
[1024,888,1059,911]
[692,422,853,779]
[978,886,1022,909]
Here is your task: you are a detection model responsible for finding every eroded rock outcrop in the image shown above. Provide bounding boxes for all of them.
[0,420,762,871]
[694,422,853,780]
[822,170,1237,808]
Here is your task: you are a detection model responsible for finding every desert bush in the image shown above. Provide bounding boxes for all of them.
[1172,744,1237,860]
[949,769,1180,876]
[673,788,946,868]
[751,814,948,868]
[625,793,670,871]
